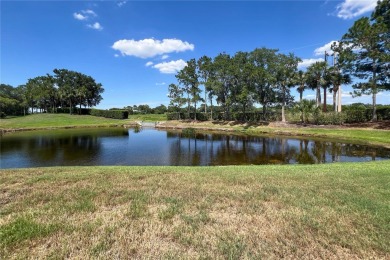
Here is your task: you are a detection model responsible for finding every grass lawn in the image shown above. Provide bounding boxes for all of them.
[0,114,131,129]
[1,161,389,258]
[0,113,167,130]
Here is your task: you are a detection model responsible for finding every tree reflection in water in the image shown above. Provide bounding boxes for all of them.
[166,131,389,166]
[1,128,389,168]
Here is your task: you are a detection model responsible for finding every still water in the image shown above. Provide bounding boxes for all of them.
[1,127,389,168]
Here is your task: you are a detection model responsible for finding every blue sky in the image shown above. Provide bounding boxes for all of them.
[1,0,389,109]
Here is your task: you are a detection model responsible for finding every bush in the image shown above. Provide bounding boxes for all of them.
[47,107,91,115]
[0,112,6,118]
[90,109,128,119]
[166,112,209,121]
[374,107,390,120]
[344,108,368,123]
[313,111,345,125]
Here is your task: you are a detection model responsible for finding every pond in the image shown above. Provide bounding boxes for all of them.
[1,127,389,169]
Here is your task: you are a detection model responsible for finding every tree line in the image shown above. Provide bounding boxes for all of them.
[0,69,104,117]
[168,0,389,122]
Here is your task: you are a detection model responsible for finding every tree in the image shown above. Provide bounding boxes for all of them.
[232,51,254,120]
[211,53,235,120]
[306,61,327,109]
[167,83,186,119]
[176,59,202,120]
[197,55,213,114]
[340,1,389,121]
[275,53,300,122]
[0,84,24,116]
[26,75,56,113]
[154,104,168,114]
[294,99,316,123]
[250,48,279,120]
[53,69,104,114]
[295,70,307,102]
[327,50,351,112]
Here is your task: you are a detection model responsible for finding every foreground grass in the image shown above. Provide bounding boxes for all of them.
[1,161,389,258]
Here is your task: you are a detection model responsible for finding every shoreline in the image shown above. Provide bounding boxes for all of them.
[0,122,140,135]
[156,120,390,149]
[2,117,390,148]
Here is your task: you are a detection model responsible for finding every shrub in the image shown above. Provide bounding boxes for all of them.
[90,109,128,119]
[344,108,368,123]
[166,112,209,121]
[313,111,345,125]
[47,107,91,115]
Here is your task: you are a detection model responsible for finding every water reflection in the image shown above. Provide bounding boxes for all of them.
[1,128,389,168]
[166,132,390,165]
[1,128,129,168]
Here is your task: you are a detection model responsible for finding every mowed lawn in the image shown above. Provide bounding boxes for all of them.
[0,113,167,130]
[0,114,130,129]
[1,161,389,259]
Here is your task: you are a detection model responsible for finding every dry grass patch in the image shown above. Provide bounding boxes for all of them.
[1,162,389,258]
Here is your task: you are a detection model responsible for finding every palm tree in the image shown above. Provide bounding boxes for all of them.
[328,67,351,112]
[295,70,307,102]
[306,61,327,109]
[294,99,316,123]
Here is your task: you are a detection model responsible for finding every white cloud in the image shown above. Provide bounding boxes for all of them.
[152,59,187,74]
[298,58,324,69]
[87,22,103,31]
[314,41,338,56]
[82,9,97,17]
[73,9,97,21]
[114,54,120,58]
[156,82,166,86]
[336,0,377,19]
[161,54,169,60]
[73,13,87,20]
[117,1,127,7]
[145,61,154,67]
[111,38,195,59]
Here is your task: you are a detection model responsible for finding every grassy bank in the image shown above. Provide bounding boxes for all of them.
[128,113,167,122]
[157,120,390,148]
[0,114,133,130]
[1,161,389,258]
[0,113,166,131]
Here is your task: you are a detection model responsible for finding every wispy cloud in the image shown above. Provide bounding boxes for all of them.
[73,13,87,21]
[335,0,377,19]
[155,82,166,86]
[87,22,103,31]
[152,59,187,74]
[73,9,102,31]
[112,38,194,59]
[145,61,154,67]
[161,55,169,60]
[73,9,97,20]
[117,1,127,7]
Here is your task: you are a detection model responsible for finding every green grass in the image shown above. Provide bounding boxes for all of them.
[248,126,390,147]
[0,113,166,130]
[128,113,167,122]
[0,114,132,129]
[1,161,389,258]
[158,120,390,148]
